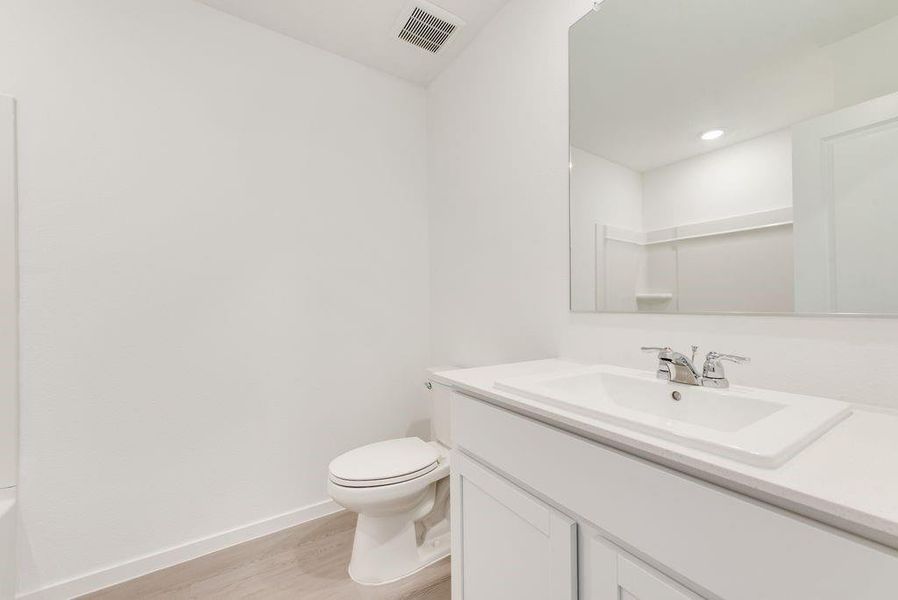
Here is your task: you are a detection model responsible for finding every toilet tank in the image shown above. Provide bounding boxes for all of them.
[426,367,454,448]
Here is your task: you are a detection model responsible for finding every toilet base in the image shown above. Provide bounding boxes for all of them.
[348,526,450,586]
[347,479,451,586]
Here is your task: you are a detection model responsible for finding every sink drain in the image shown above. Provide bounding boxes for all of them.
[671,391,682,401]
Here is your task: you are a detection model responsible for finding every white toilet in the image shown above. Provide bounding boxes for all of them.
[327,371,453,585]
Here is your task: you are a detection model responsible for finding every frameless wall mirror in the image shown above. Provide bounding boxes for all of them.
[570,0,898,315]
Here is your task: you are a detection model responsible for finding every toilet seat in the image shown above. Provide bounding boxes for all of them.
[329,437,439,488]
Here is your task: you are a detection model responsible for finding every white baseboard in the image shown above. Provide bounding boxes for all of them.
[17,499,342,600]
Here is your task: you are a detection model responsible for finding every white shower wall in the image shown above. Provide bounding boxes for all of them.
[571,130,795,313]
[640,130,794,313]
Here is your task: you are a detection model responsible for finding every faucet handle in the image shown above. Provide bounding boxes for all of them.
[643,347,674,381]
[706,351,750,364]
[642,346,674,361]
[703,351,750,384]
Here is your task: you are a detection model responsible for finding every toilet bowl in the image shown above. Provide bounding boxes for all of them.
[328,437,451,585]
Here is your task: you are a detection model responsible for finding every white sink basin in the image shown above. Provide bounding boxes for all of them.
[494,365,851,467]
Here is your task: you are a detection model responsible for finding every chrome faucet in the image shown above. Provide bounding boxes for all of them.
[642,346,750,388]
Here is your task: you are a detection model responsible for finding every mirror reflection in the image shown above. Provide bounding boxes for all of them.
[570,0,898,314]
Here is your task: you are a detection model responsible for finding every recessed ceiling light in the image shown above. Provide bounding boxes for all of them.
[700,129,725,141]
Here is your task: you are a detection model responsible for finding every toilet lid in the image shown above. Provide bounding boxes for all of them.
[329,437,439,487]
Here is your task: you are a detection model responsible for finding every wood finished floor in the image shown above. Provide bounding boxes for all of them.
[81,511,450,600]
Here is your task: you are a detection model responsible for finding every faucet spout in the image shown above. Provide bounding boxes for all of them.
[663,348,702,385]
[666,360,701,386]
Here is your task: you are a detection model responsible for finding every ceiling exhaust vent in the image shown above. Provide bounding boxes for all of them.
[394,2,464,54]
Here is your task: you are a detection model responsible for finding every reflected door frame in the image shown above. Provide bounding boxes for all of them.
[793,90,898,314]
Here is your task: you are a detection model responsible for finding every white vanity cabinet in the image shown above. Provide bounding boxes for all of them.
[581,530,702,600]
[450,450,577,600]
[449,391,898,600]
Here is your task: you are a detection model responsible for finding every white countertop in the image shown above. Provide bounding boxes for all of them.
[432,359,898,551]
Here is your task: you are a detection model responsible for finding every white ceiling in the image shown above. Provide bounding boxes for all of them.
[571,0,898,172]
[196,0,510,84]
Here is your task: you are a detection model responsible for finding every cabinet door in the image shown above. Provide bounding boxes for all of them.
[582,533,703,600]
[450,450,577,600]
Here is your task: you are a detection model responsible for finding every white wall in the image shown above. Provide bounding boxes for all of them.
[427,0,898,410]
[0,1,429,596]
[427,0,573,366]
[0,95,16,491]
[642,130,792,231]
[828,14,898,110]
[0,94,17,600]
[570,148,642,232]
